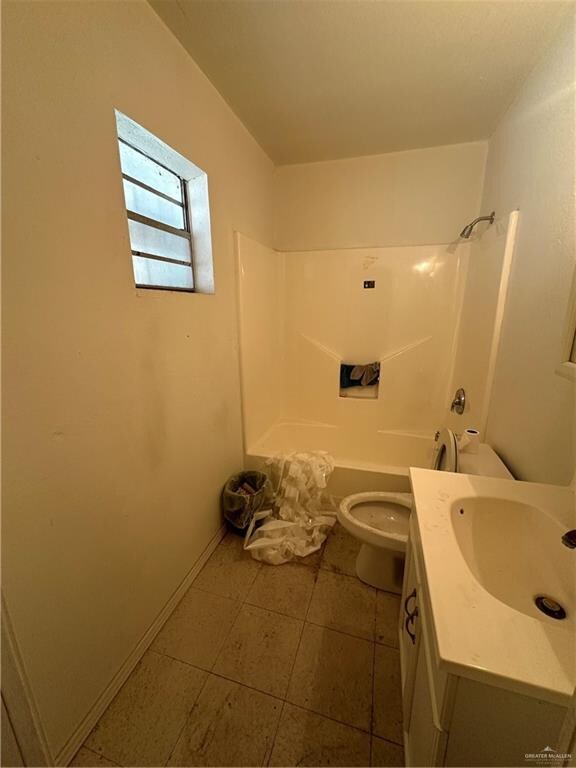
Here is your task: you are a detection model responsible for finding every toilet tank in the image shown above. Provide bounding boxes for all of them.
[459,443,513,479]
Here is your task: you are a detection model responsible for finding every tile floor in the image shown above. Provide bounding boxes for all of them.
[73,523,404,767]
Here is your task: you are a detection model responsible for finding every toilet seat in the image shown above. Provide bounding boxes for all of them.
[338,491,412,552]
[433,427,458,473]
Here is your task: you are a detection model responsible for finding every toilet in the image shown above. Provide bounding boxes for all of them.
[338,428,510,592]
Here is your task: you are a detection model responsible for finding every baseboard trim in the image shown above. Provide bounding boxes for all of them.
[55,524,227,767]
[1,594,54,766]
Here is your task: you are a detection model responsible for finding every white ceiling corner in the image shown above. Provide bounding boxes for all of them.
[149,0,571,165]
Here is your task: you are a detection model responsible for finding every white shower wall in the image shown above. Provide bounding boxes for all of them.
[236,235,284,448]
[237,234,471,452]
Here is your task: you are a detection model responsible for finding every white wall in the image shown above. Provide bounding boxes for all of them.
[479,15,575,483]
[274,142,487,251]
[2,0,274,759]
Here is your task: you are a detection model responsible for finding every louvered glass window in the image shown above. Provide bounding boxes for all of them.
[118,139,194,291]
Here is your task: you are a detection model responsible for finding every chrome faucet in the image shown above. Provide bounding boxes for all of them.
[450,388,466,415]
[561,530,576,549]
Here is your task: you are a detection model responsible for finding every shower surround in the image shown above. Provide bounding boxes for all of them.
[236,234,471,486]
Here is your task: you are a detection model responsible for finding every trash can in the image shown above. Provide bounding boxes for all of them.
[221,470,271,533]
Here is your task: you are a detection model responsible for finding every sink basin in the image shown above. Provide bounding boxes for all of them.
[451,496,574,624]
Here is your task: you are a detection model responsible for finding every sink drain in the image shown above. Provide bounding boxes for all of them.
[534,595,567,620]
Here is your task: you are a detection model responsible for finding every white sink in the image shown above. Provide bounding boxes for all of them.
[410,467,576,705]
[450,496,574,625]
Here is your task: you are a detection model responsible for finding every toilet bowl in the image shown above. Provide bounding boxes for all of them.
[339,491,412,592]
[338,427,510,593]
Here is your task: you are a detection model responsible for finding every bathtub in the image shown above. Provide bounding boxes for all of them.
[245,421,435,497]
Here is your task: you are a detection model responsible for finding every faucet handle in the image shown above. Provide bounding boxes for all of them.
[450,388,466,415]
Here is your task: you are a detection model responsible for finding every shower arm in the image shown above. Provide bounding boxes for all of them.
[459,211,495,239]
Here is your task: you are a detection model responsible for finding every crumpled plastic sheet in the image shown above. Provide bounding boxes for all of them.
[243,451,337,565]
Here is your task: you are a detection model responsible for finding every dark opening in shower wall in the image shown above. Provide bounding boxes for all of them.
[339,362,380,399]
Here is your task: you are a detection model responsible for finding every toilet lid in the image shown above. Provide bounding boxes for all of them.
[432,427,458,473]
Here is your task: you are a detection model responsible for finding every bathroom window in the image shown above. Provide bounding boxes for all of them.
[115,111,214,293]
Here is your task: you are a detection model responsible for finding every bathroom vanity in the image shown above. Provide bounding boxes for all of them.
[401,468,576,767]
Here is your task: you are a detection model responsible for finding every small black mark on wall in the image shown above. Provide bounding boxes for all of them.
[363,280,375,289]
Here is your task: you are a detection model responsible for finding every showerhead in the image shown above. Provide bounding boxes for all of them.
[459,211,496,239]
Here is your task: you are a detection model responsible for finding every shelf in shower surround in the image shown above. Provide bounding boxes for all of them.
[339,385,378,399]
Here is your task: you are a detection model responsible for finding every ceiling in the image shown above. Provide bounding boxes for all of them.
[149,0,570,165]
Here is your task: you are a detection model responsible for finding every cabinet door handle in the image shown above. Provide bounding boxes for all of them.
[404,588,417,618]
[405,611,418,645]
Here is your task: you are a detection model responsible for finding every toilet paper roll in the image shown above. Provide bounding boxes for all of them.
[458,428,480,454]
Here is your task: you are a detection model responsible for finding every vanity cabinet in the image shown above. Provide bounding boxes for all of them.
[399,522,449,766]
[399,542,420,724]
[399,519,575,767]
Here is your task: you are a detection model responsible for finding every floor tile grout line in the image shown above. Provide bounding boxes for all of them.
[281,585,312,703]
[189,581,249,603]
[77,744,121,767]
[319,562,358,578]
[193,533,263,675]
[307,567,379,642]
[282,696,375,738]
[370,589,377,765]
[375,637,401,651]
[244,558,320,621]
[243,595,308,622]
[304,616,377,645]
[208,600,305,703]
[151,648,287,706]
[371,733,406,749]
[207,671,284,709]
[264,699,286,767]
[267,561,321,761]
[318,565,379,591]
[303,561,321,624]
[243,559,263,602]
[162,661,212,767]
[191,532,262,603]
[225,600,306,630]
[286,700,374,738]
[209,598,248,674]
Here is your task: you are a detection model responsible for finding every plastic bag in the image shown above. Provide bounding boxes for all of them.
[222,471,271,531]
[244,452,336,564]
